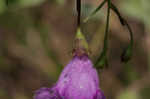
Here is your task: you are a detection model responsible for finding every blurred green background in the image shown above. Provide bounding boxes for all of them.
[0,0,150,99]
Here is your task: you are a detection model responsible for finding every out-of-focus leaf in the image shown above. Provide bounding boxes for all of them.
[0,53,3,65]
[55,0,65,5]
[121,0,150,26]
[122,63,139,86]
[0,0,6,14]
[0,11,34,45]
[0,89,9,99]
[14,93,29,99]
[118,90,139,99]
[38,24,63,72]
[18,0,46,7]
[4,0,46,9]
[140,85,150,99]
[6,0,18,5]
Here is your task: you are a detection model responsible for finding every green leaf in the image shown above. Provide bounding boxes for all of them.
[118,90,139,99]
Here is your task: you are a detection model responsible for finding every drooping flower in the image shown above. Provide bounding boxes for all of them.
[34,28,105,99]
[34,55,105,99]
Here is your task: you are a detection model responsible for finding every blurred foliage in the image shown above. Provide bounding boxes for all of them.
[0,0,149,99]
[118,90,139,99]
[140,86,150,99]
[121,0,150,26]
[0,0,6,14]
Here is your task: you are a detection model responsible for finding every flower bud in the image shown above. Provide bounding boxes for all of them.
[121,45,132,63]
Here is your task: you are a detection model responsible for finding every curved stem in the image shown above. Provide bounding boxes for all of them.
[110,3,133,46]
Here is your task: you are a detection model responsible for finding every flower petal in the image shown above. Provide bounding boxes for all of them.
[93,89,105,99]
[34,87,63,99]
[34,55,105,99]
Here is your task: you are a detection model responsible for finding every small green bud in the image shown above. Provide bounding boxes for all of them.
[95,53,108,69]
[96,58,108,69]
[73,28,90,56]
[75,28,89,50]
[121,44,132,63]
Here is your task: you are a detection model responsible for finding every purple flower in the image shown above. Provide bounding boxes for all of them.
[34,55,105,99]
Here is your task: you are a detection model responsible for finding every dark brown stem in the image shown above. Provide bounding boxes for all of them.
[77,0,81,27]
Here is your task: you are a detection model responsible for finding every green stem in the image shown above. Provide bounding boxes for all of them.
[103,0,111,52]
[95,0,111,68]
[84,0,107,22]
[110,3,133,45]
